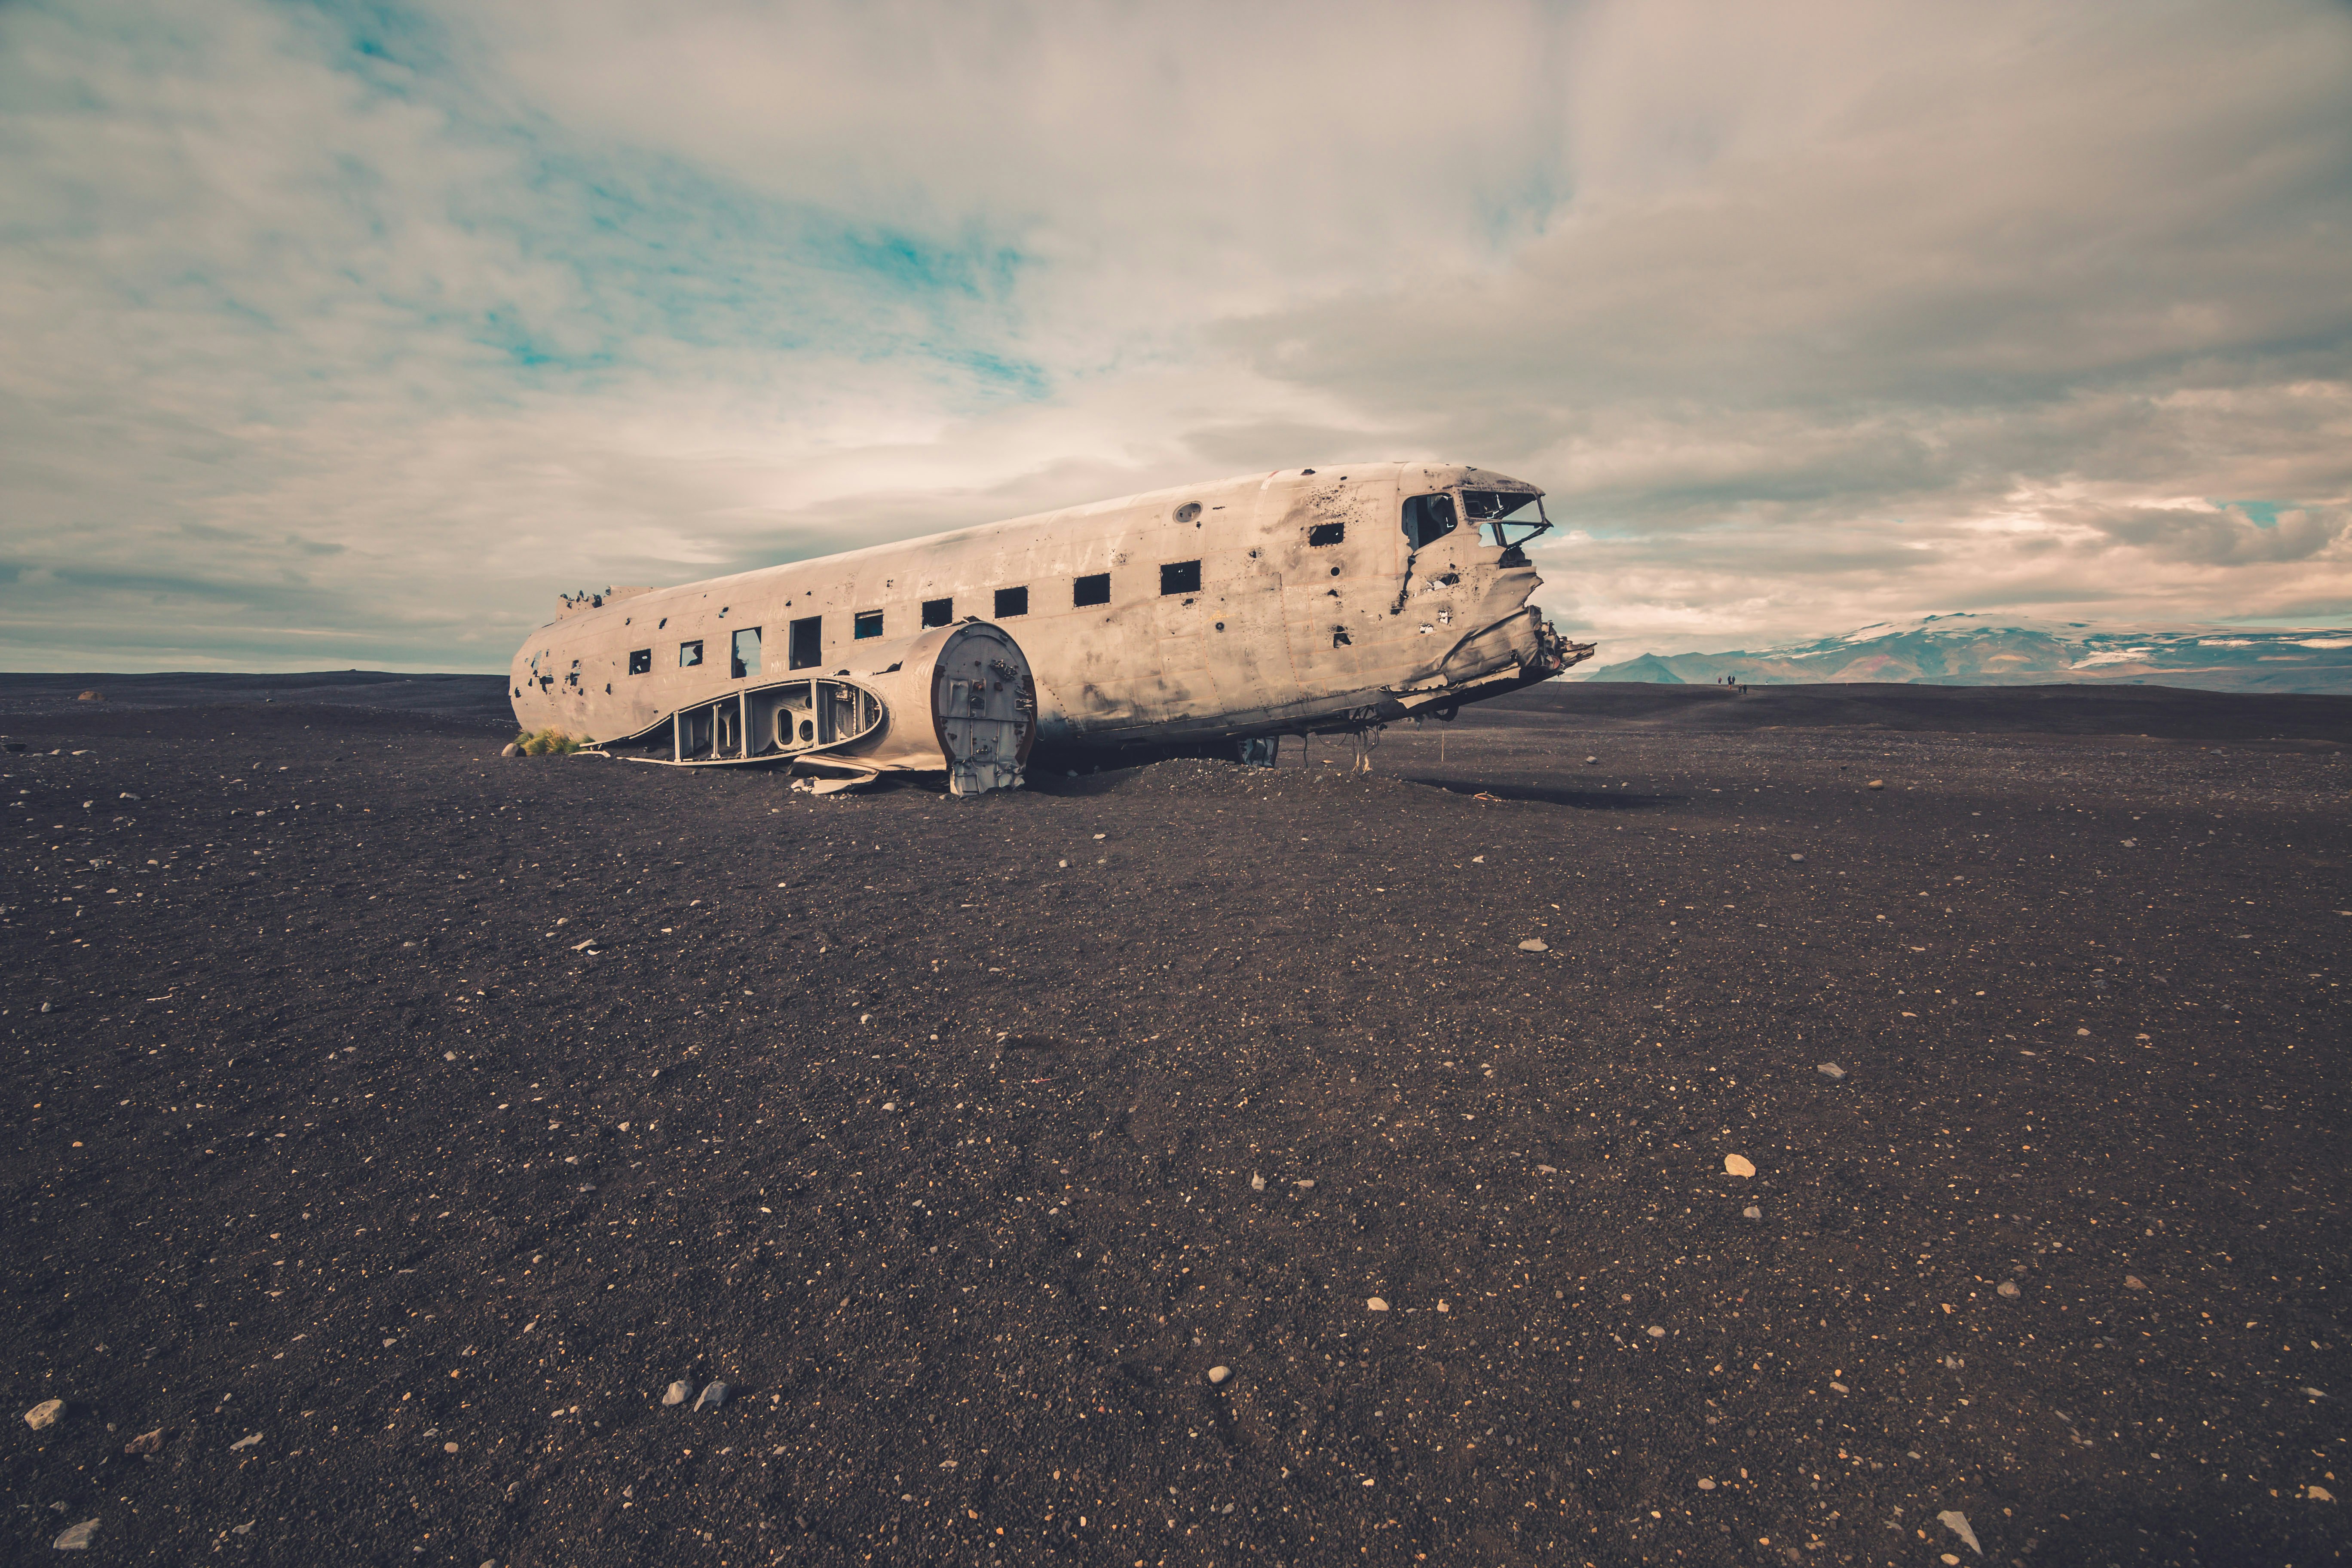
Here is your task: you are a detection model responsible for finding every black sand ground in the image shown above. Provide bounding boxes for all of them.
[3,681,2346,1568]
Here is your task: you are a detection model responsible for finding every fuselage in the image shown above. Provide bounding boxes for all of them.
[508,462,1582,758]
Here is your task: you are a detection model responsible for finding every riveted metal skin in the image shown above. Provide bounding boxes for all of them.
[508,461,1590,782]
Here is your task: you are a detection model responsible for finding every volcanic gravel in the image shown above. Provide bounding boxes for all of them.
[3,680,2347,1567]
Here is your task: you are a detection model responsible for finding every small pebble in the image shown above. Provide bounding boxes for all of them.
[693,1381,730,1412]
[444,1441,459,1453]
[1697,1478,1716,1491]
[1646,1326,1666,1338]
[1723,1154,1756,1178]
[123,1428,164,1456]
[1867,779,1885,790]
[1535,1164,1556,1174]
[1943,1354,1965,1370]
[1293,1179,1314,1189]
[52,1519,99,1551]
[229,1433,261,1450]
[2124,1275,2147,1291]
[1366,1297,1389,1312]
[663,1381,691,1406]
[24,1399,64,1431]
[1249,1173,1265,1191]
[1206,1366,1229,1385]
[1997,1280,2020,1298]
[2309,1485,2335,1501]
[1788,852,1805,861]
[1743,1205,1762,1220]
[1517,937,1549,952]
[1816,1062,1845,1080]
[1584,756,1598,764]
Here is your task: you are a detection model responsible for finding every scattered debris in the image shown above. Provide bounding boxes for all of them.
[123,1428,164,1455]
[52,1518,99,1551]
[1517,937,1549,952]
[1936,1509,1982,1556]
[1943,1355,1965,1371]
[1366,1298,1390,1313]
[24,1399,64,1431]
[663,1381,691,1406]
[1206,1366,1230,1385]
[1723,1154,1756,1178]
[692,1381,730,1412]
[1816,1062,1845,1080]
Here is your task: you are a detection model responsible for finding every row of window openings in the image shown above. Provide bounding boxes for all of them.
[626,561,1215,679]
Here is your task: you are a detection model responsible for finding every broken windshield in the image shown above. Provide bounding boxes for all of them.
[1461,490,1550,548]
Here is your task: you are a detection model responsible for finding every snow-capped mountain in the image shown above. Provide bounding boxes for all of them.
[1577,613,2352,693]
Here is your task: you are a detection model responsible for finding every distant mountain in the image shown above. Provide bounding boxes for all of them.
[1577,614,2352,694]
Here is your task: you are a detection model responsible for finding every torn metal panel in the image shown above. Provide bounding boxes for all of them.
[582,622,1035,795]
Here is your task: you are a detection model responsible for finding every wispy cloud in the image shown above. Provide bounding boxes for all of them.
[2,0,2346,672]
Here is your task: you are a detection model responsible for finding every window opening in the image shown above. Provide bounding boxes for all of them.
[678,639,704,668]
[1161,560,1202,595]
[628,648,652,675]
[1401,494,1457,550]
[854,609,884,640]
[994,586,1029,619]
[921,597,954,629]
[730,627,761,680]
[1073,573,1110,608]
[788,616,821,671]
[1308,521,1345,547]
[1461,490,1551,548]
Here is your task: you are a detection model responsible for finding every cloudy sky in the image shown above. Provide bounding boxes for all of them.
[3,0,2348,673]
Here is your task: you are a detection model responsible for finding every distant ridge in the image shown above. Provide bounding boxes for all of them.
[1576,613,2352,694]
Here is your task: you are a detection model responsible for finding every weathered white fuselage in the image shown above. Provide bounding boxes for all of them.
[508,462,1585,760]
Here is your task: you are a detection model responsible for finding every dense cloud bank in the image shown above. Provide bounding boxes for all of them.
[2,0,2347,671]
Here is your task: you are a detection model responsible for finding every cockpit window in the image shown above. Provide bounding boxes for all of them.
[1462,490,1550,548]
[1401,493,1458,550]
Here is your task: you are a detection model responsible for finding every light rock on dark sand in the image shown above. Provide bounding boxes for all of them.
[0,677,2344,1566]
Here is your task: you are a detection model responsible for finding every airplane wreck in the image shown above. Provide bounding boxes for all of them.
[510,462,1593,793]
